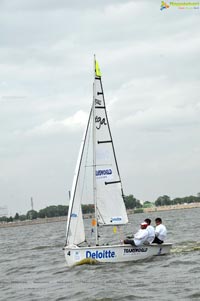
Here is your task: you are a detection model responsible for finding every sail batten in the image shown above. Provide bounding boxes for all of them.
[105,180,121,185]
[97,140,112,144]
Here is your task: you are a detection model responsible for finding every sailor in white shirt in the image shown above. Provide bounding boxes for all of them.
[144,218,155,244]
[124,222,149,246]
[153,217,167,244]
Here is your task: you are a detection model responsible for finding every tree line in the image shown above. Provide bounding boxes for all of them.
[154,194,200,206]
[0,194,200,223]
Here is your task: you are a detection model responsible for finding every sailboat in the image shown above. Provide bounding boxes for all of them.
[64,57,172,266]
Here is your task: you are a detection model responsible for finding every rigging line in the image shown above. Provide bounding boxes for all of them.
[118,225,125,243]
[97,207,106,227]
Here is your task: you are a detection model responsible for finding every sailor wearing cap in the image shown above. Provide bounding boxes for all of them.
[124,222,149,246]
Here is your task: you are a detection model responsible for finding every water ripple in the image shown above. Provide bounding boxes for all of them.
[0,208,200,301]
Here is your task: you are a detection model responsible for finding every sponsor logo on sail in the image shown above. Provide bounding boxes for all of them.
[95,99,102,106]
[123,247,148,255]
[111,216,122,223]
[86,250,115,259]
[71,213,78,217]
[95,116,107,130]
[96,169,112,178]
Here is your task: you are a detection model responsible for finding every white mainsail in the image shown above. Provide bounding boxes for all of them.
[65,58,128,247]
[94,61,128,226]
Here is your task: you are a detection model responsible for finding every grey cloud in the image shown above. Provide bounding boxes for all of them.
[0,0,200,215]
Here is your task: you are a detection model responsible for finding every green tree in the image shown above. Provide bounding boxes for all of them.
[27,210,38,220]
[143,201,153,208]
[7,216,13,222]
[39,206,57,218]
[82,204,95,214]
[38,205,68,218]
[19,215,27,221]
[124,195,142,209]
[57,205,68,216]
[38,209,46,218]
[171,197,181,205]
[0,216,8,222]
[155,195,171,206]
[14,213,20,220]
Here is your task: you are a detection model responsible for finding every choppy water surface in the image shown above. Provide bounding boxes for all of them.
[0,208,200,301]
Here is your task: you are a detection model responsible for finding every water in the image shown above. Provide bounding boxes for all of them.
[0,208,200,301]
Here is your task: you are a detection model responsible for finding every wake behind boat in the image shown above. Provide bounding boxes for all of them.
[64,57,172,266]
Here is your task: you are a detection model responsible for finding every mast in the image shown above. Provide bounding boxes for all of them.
[93,55,99,245]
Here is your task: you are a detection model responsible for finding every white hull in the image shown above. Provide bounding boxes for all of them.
[64,243,172,267]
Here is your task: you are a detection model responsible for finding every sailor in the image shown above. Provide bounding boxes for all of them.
[124,222,149,246]
[144,218,155,244]
[152,217,167,244]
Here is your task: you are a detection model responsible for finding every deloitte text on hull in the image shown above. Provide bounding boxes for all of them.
[86,250,115,259]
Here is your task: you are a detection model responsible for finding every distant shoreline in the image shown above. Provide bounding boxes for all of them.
[0,203,200,229]
[142,202,200,213]
[0,215,67,228]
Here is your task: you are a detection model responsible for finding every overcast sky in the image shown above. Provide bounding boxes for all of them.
[0,0,200,215]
